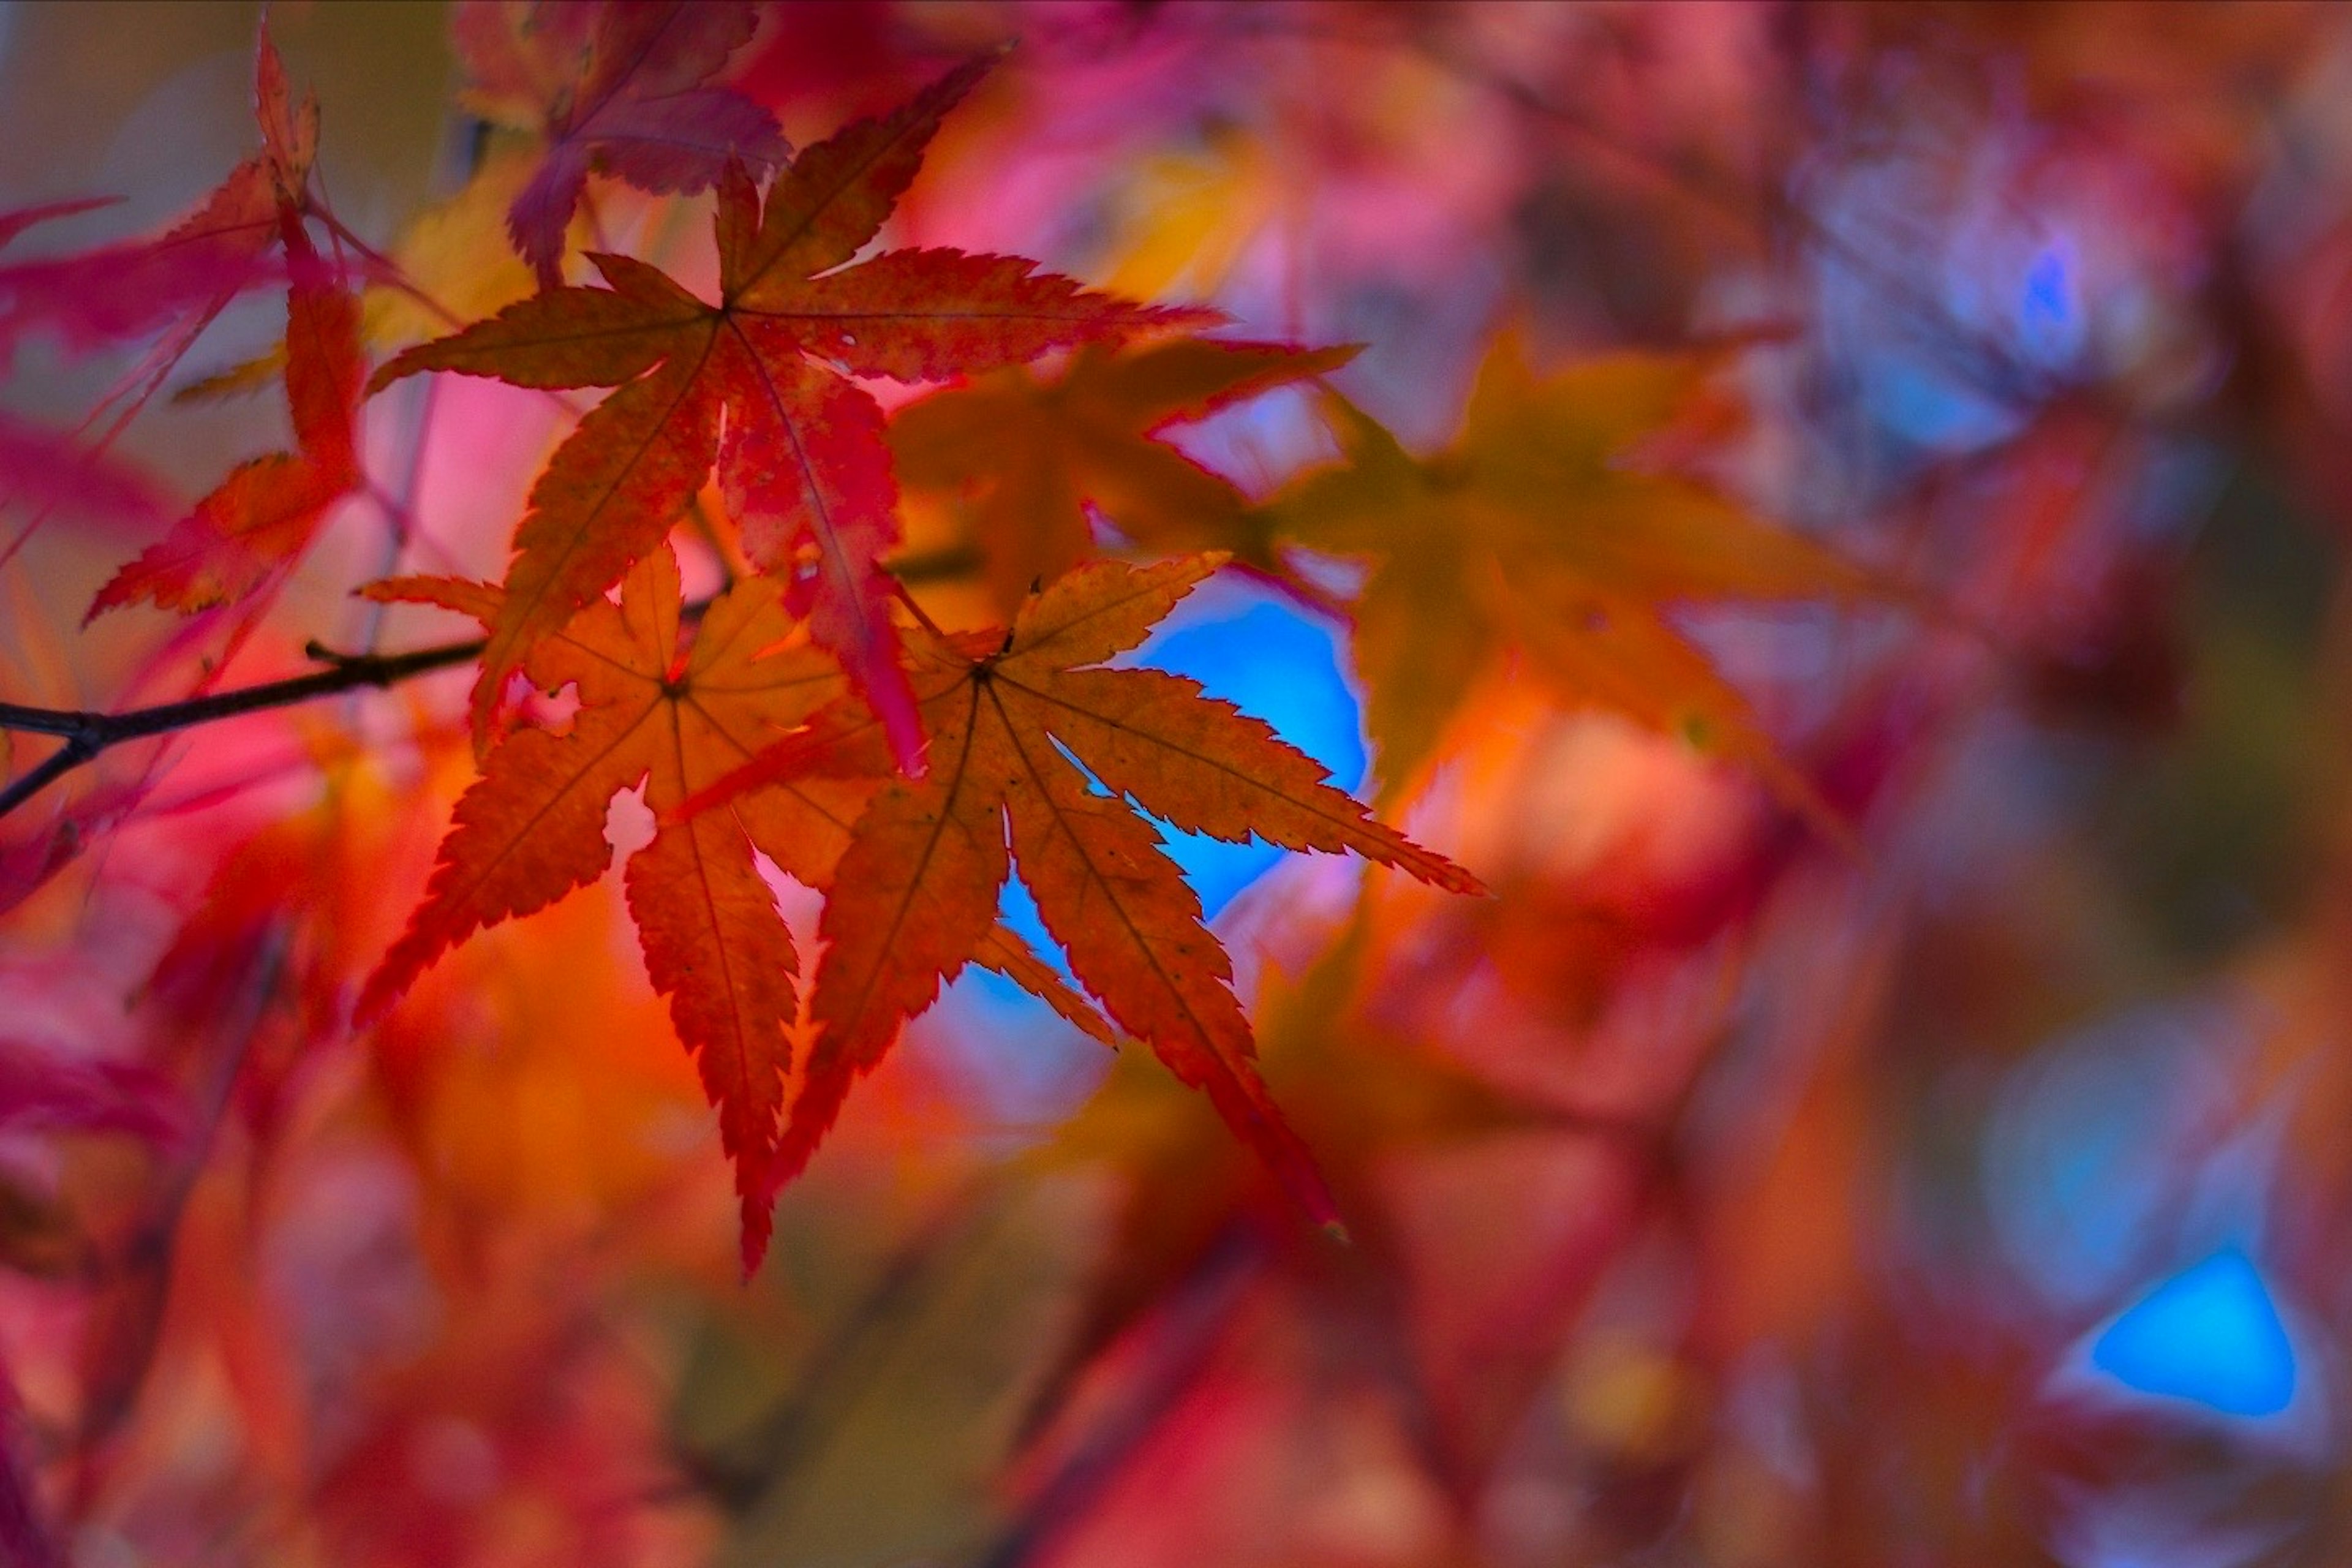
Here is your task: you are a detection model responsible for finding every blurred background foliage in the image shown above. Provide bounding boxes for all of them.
[5,2,2352,1565]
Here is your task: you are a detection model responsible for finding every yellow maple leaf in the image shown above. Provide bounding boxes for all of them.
[1265,330,1883,829]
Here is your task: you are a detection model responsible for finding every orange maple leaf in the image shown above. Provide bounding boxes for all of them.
[371,56,1213,769]
[354,545,1089,1269]
[355,546,845,1268]
[685,554,1484,1232]
[889,336,1357,613]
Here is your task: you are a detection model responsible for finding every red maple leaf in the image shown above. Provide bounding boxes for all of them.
[372,56,1215,771]
[354,548,844,1267]
[0,26,355,582]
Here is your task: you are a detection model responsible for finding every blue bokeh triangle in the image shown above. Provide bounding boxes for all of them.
[1135,601,1368,917]
[2090,1249,2295,1417]
[985,595,1368,998]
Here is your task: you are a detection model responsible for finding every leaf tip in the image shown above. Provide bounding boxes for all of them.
[350,959,409,1034]
[80,581,123,628]
[737,1201,775,1280]
[362,358,409,398]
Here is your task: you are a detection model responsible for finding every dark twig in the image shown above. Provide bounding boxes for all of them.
[0,635,484,822]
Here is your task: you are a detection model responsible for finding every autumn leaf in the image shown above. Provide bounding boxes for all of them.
[373,56,1213,769]
[684,553,1483,1232]
[452,0,788,288]
[86,217,363,619]
[356,546,851,1268]
[358,548,1087,1267]
[890,336,1357,614]
[173,143,548,401]
[0,24,334,587]
[1264,330,1882,821]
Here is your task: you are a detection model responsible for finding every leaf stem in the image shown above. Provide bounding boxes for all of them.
[886,575,949,641]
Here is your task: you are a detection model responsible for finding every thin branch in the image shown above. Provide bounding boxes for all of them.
[0,635,484,823]
[0,747,92,821]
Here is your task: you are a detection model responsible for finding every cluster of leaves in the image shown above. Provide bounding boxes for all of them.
[0,2,1882,1283]
[0,13,1460,1270]
[341,32,1505,1266]
[15,2,2344,1565]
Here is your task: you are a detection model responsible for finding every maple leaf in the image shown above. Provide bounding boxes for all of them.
[355,548,1087,1269]
[1263,331,1882,820]
[684,553,1483,1232]
[452,0,789,288]
[890,336,1357,614]
[372,56,1213,769]
[85,217,363,619]
[355,545,857,1267]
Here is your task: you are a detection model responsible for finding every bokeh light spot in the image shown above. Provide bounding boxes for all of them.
[2017,238,2085,366]
[970,589,1366,1050]
[1136,598,1367,916]
[2091,1250,2295,1417]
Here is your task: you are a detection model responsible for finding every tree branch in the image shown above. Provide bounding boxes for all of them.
[0,634,485,823]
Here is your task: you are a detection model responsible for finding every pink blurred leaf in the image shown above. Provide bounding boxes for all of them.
[0,163,284,360]
[0,412,172,528]
[0,28,315,361]
[456,0,787,287]
[0,197,120,255]
[0,1037,183,1145]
